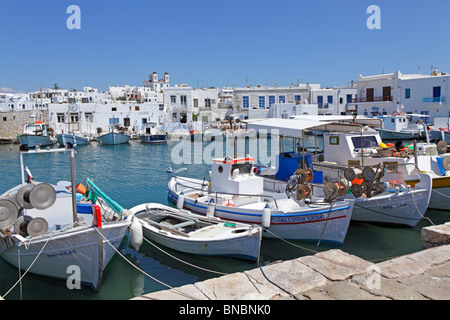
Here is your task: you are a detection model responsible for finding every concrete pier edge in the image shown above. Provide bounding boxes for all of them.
[133,222,450,300]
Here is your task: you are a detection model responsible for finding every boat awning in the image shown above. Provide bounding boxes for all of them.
[246,118,363,138]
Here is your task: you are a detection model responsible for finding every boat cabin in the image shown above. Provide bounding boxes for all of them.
[23,122,48,136]
[323,131,382,164]
[210,156,264,195]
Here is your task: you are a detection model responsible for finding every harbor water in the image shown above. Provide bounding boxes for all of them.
[0,137,449,300]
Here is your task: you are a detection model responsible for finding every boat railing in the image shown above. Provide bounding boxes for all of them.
[172,176,280,210]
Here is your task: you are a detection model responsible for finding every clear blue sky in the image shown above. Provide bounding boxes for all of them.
[1,0,449,92]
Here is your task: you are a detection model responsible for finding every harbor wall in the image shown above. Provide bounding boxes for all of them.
[133,223,450,300]
[0,110,48,141]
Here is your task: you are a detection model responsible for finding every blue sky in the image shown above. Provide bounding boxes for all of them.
[1,0,449,92]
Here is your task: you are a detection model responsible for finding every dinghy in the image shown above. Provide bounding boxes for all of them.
[130,203,262,261]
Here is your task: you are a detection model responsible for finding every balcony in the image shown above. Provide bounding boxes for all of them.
[423,97,445,103]
[351,96,392,103]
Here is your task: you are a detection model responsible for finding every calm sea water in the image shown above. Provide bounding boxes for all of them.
[0,137,449,300]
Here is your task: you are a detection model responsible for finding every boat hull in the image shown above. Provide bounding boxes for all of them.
[18,134,55,148]
[97,132,130,145]
[405,174,450,210]
[56,134,90,147]
[0,221,130,291]
[168,177,353,244]
[141,134,167,144]
[130,203,261,261]
[379,129,423,140]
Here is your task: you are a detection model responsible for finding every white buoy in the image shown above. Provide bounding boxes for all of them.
[262,204,271,229]
[177,192,185,209]
[129,216,143,251]
[206,198,215,217]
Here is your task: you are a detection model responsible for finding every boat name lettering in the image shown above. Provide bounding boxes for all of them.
[382,203,408,209]
[47,249,77,258]
[272,214,325,224]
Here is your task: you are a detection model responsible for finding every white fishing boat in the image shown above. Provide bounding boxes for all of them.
[247,118,450,211]
[376,104,427,140]
[167,156,354,245]
[18,122,55,148]
[0,147,142,291]
[129,202,262,261]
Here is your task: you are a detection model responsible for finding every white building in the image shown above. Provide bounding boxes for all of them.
[48,102,164,135]
[348,69,450,122]
[142,71,170,92]
[310,85,357,116]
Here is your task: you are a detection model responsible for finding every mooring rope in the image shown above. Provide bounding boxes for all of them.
[3,232,54,298]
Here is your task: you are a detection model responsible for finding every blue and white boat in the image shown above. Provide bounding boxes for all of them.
[167,156,354,244]
[97,132,130,145]
[18,122,55,148]
[56,133,90,147]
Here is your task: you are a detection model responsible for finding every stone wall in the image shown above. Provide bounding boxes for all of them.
[0,111,49,141]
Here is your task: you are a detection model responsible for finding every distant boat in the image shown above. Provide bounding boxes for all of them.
[377,106,427,140]
[18,122,55,148]
[97,132,130,145]
[56,133,90,147]
[141,134,167,144]
[130,202,262,261]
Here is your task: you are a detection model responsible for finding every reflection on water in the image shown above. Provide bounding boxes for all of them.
[0,139,448,300]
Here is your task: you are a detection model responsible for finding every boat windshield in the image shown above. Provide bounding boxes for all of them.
[231,162,253,175]
[351,136,378,149]
[24,124,44,133]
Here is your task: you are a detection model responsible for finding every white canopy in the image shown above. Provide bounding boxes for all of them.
[246,118,364,138]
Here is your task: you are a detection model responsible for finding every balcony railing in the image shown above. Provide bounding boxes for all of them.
[351,96,392,103]
[423,97,445,103]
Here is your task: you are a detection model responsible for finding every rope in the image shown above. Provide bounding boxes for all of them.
[315,202,333,250]
[94,225,204,300]
[3,233,54,298]
[259,265,299,300]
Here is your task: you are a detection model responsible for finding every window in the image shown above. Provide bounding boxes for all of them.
[111,107,117,111]
[204,98,211,107]
[317,96,323,106]
[268,95,275,107]
[327,96,333,104]
[405,88,411,99]
[193,99,198,108]
[258,96,265,108]
[170,95,176,103]
[109,118,119,125]
[346,94,353,104]
[278,95,285,103]
[329,136,339,145]
[433,86,441,98]
[57,113,65,123]
[70,113,79,122]
[85,113,93,123]
[2,117,6,121]
[294,95,302,104]
[180,95,187,105]
[242,96,249,109]
[351,136,378,149]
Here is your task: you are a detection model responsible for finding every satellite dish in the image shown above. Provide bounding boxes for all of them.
[351,183,363,198]
[442,157,450,171]
[27,217,48,237]
[0,199,19,229]
[362,167,376,182]
[437,140,448,155]
[323,182,339,202]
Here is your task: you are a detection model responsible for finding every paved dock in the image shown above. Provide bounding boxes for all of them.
[133,223,450,300]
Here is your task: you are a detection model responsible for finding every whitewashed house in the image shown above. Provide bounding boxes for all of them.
[348,69,450,122]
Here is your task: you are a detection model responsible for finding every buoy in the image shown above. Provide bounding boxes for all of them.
[262,204,271,228]
[129,216,143,251]
[206,198,215,217]
[379,142,388,148]
[177,192,185,209]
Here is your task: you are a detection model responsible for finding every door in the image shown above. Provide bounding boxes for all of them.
[366,88,374,102]
[382,87,391,101]
[433,86,441,98]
